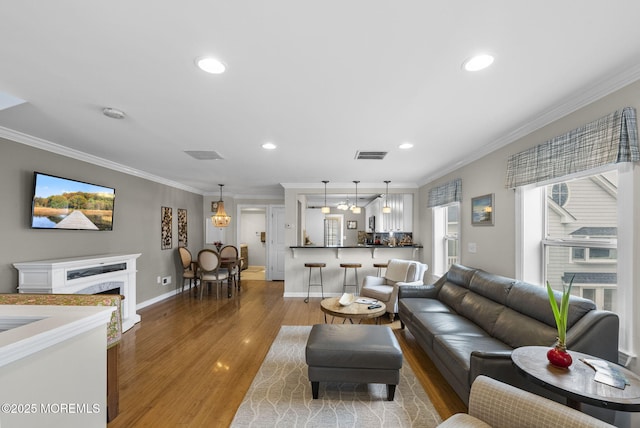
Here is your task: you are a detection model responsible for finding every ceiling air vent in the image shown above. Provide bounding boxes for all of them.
[355,151,387,160]
[184,150,225,160]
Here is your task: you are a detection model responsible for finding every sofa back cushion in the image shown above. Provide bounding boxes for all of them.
[468,270,514,305]
[459,292,506,334]
[436,264,476,313]
[507,281,596,329]
[438,282,470,313]
[492,307,558,348]
[446,264,477,287]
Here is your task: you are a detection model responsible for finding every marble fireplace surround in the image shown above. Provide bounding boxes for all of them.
[13,253,141,331]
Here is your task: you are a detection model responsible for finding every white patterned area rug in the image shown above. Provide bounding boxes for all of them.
[231,325,442,427]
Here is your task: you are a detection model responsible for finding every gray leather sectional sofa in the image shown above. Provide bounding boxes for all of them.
[398,264,620,406]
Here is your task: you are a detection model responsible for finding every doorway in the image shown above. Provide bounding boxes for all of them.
[236,203,285,281]
[237,205,267,280]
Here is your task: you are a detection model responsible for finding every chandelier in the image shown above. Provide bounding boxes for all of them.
[211,184,231,227]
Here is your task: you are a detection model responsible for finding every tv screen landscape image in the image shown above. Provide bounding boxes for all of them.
[31,172,115,231]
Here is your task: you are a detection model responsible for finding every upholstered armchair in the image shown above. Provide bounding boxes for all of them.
[360,259,427,321]
[437,375,614,427]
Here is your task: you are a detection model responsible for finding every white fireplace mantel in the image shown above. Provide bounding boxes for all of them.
[13,253,141,331]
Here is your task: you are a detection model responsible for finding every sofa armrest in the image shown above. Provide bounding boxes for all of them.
[566,310,619,363]
[461,376,615,428]
[470,350,561,396]
[469,350,520,387]
[398,284,438,299]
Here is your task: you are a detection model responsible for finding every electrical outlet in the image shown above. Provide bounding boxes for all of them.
[157,276,161,284]
[162,276,172,285]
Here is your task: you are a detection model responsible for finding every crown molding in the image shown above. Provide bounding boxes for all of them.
[281,182,418,190]
[0,126,205,194]
[418,62,640,187]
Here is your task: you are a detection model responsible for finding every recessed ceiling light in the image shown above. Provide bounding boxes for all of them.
[463,54,494,72]
[195,56,226,74]
[262,142,277,150]
[399,142,414,149]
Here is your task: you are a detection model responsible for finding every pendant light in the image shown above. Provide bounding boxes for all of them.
[351,181,361,214]
[382,180,392,213]
[321,180,331,213]
[211,184,231,227]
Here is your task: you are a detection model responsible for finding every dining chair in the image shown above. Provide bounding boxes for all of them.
[178,247,197,294]
[197,249,229,299]
[220,245,241,292]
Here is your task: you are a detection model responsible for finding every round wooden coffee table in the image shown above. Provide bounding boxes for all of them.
[512,346,640,411]
[320,297,386,324]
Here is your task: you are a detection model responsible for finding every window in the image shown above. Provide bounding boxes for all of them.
[550,183,569,206]
[543,171,618,312]
[571,247,617,263]
[432,203,460,276]
[510,107,638,361]
[518,166,636,361]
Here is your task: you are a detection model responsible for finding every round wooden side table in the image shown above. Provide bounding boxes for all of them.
[511,346,640,411]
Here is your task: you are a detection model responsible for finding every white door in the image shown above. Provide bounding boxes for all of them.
[268,205,286,280]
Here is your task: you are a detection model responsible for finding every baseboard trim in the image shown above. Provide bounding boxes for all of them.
[137,289,179,310]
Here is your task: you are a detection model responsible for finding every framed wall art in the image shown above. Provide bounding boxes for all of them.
[177,208,187,247]
[347,220,357,230]
[471,194,494,226]
[161,206,173,249]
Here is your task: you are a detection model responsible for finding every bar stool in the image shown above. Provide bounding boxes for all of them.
[304,262,326,303]
[340,263,362,294]
[373,262,388,277]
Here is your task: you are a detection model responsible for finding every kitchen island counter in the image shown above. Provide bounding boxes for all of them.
[289,245,422,259]
[284,245,424,299]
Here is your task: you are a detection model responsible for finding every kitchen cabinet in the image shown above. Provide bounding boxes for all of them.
[371,194,413,232]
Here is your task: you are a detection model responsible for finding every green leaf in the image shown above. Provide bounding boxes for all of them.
[546,281,561,324]
[546,276,574,345]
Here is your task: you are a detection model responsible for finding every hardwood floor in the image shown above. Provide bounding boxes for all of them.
[107,279,466,427]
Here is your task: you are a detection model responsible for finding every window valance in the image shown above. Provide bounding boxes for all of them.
[427,178,462,207]
[505,107,639,188]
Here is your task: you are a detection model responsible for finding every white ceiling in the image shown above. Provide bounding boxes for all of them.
[2,1,640,198]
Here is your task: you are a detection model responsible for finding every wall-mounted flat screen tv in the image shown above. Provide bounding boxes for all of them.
[31,172,115,231]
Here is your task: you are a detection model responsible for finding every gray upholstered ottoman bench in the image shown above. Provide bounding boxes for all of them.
[305,324,403,401]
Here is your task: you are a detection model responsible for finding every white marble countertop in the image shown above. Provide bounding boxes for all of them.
[0,305,115,367]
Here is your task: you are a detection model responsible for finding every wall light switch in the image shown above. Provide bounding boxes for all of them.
[468,243,477,253]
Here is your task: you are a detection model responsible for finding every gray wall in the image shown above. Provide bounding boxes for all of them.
[417,79,640,279]
[416,79,640,382]
[0,137,204,303]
